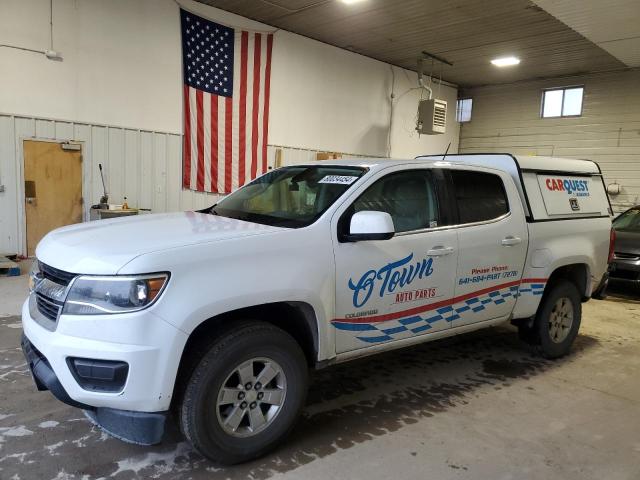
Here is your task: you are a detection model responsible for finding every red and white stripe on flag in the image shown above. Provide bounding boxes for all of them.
[181,10,273,194]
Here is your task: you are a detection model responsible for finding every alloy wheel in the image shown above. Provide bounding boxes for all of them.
[215,357,287,438]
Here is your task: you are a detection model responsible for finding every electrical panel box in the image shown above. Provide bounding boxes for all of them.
[416,99,447,134]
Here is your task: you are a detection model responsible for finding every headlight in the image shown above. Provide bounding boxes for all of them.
[63,274,169,315]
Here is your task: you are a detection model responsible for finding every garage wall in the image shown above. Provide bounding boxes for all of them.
[459,69,640,212]
[0,0,458,157]
[0,0,459,255]
[0,114,373,254]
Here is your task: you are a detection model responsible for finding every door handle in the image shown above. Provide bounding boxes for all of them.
[427,246,455,256]
[501,236,522,246]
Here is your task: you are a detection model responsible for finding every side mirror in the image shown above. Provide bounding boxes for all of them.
[345,211,395,242]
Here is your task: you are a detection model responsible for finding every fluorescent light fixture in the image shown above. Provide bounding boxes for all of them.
[340,0,366,4]
[490,56,520,67]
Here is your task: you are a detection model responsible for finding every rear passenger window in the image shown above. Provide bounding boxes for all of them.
[451,170,509,223]
[352,170,439,233]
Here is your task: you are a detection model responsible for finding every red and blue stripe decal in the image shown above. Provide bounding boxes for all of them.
[332,278,546,344]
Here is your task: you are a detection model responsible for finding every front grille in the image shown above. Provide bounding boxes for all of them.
[35,293,63,321]
[33,261,77,325]
[39,261,76,286]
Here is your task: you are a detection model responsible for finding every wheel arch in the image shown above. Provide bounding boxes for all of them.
[171,301,319,409]
[545,262,591,300]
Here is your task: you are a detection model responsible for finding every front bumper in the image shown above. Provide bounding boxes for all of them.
[22,297,188,411]
[21,333,166,444]
[21,295,190,444]
[21,332,90,409]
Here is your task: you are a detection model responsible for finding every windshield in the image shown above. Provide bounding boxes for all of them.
[209,165,367,228]
[613,208,640,231]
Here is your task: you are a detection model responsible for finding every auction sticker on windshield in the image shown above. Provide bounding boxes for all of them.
[318,175,359,185]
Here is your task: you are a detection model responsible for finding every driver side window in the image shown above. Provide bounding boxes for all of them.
[352,170,439,233]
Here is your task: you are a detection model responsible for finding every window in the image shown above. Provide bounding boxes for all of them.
[450,170,508,223]
[541,86,584,118]
[456,98,473,123]
[351,170,439,233]
[212,165,366,228]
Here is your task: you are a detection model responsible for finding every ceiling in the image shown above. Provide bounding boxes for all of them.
[532,0,640,68]
[194,0,633,87]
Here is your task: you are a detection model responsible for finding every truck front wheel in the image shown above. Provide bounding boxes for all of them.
[531,280,582,359]
[179,322,308,464]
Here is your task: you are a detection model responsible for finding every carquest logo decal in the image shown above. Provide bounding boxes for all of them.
[333,279,546,344]
[545,178,590,197]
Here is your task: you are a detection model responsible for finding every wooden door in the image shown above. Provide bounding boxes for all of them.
[24,140,83,256]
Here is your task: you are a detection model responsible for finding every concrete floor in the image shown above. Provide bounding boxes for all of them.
[1,275,639,480]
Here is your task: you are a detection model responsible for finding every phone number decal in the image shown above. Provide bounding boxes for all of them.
[458,270,518,285]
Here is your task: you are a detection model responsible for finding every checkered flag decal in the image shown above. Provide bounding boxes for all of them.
[333,281,545,344]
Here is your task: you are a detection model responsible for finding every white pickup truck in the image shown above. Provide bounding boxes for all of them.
[22,154,613,464]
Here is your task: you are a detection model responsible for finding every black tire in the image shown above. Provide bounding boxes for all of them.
[532,280,582,359]
[517,320,537,345]
[179,321,308,464]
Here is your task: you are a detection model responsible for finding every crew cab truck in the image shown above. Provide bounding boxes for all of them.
[22,154,613,464]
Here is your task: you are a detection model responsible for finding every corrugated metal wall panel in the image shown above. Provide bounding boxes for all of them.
[166,134,182,213]
[35,119,55,139]
[12,117,37,254]
[55,122,74,140]
[459,70,640,212]
[123,129,140,210]
[73,124,93,224]
[91,126,108,210]
[0,115,17,251]
[265,144,375,167]
[0,115,195,255]
[153,133,168,213]
[0,114,377,255]
[107,128,126,206]
[139,131,154,212]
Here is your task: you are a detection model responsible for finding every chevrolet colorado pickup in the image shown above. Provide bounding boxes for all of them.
[22,154,613,464]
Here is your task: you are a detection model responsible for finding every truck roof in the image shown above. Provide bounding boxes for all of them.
[313,154,600,175]
[312,154,603,221]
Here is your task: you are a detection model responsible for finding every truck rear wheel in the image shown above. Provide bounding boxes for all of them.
[532,280,582,359]
[179,322,308,464]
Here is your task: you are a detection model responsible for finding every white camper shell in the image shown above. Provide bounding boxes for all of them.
[419,153,612,221]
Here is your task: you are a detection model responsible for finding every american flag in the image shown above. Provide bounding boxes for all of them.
[180,9,274,194]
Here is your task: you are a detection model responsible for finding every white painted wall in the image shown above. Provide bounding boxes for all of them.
[459,70,640,212]
[0,0,458,156]
[0,0,459,254]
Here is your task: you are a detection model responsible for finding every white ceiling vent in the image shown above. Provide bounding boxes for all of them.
[416,99,447,135]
